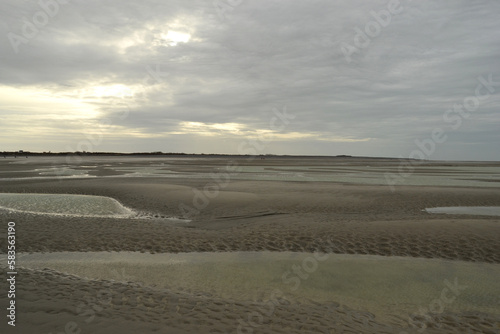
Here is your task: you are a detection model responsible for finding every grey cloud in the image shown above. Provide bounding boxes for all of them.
[0,0,499,159]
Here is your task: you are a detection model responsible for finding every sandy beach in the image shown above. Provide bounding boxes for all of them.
[1,155,500,333]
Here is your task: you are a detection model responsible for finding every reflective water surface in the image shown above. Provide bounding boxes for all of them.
[8,251,500,322]
[425,206,500,216]
[0,193,134,218]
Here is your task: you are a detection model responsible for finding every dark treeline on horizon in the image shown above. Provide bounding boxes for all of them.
[1,151,358,158]
[2,151,187,156]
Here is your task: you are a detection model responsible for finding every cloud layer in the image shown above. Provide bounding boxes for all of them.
[1,0,499,159]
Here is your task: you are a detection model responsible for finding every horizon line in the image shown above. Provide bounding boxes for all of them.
[1,151,499,162]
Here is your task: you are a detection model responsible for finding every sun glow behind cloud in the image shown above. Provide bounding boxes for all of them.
[89,85,134,98]
[176,121,371,142]
[179,121,242,136]
[162,30,191,46]
[0,85,102,147]
[0,86,95,118]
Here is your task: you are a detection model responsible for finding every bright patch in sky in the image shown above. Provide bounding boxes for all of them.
[0,86,94,118]
[180,121,242,135]
[162,31,190,46]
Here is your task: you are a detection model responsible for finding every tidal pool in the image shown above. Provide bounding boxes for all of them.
[0,193,134,218]
[34,167,90,176]
[425,206,500,216]
[9,251,500,322]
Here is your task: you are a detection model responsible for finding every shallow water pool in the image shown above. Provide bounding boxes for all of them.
[425,206,500,216]
[0,193,134,218]
[8,251,500,323]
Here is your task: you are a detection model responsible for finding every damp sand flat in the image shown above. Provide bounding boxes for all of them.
[2,156,500,188]
[9,251,500,322]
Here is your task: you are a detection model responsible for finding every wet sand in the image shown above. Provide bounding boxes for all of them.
[0,156,500,333]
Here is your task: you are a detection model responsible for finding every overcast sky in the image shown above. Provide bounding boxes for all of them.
[1,0,499,160]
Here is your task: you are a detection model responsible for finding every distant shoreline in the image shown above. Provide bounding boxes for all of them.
[0,151,364,158]
[1,152,499,162]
